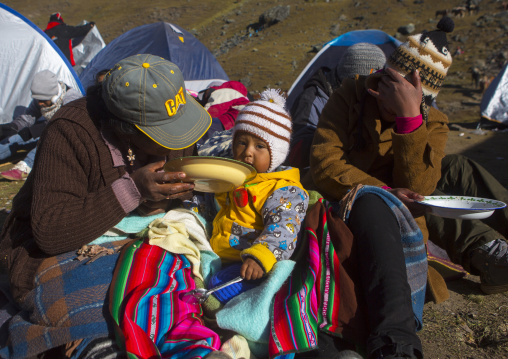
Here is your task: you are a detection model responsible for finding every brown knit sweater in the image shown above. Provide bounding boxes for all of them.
[0,95,194,303]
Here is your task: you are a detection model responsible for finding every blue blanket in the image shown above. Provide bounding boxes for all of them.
[337,185,427,328]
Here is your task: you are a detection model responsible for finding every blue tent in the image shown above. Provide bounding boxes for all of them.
[286,30,401,111]
[80,22,229,92]
[0,3,84,124]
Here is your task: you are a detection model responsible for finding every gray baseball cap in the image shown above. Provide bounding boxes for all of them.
[102,54,211,150]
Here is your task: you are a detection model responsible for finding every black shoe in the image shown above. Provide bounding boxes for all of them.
[370,343,419,359]
[0,123,18,141]
[470,239,508,294]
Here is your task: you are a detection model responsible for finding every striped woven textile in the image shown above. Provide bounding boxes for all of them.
[269,199,357,357]
[0,240,129,359]
[269,186,427,358]
[109,239,221,359]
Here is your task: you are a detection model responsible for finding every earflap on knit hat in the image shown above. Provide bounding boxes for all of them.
[233,89,292,172]
[386,16,454,119]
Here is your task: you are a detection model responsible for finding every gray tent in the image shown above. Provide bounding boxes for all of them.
[481,63,508,125]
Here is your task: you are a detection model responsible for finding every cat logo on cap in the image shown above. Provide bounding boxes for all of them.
[165,87,186,117]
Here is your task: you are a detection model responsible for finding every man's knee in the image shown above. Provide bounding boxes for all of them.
[351,193,386,216]
[441,154,480,180]
[442,153,467,170]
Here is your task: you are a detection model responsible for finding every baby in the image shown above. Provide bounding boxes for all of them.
[207,89,309,303]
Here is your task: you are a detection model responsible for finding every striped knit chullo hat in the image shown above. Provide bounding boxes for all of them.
[232,89,292,172]
[367,16,454,120]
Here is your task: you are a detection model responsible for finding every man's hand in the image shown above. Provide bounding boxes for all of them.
[368,68,422,118]
[240,258,264,280]
[130,160,194,202]
[387,188,428,217]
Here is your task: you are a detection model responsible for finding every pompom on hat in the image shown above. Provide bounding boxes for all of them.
[232,89,292,172]
[366,16,455,119]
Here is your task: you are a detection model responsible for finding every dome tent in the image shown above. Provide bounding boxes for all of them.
[0,3,84,124]
[79,22,229,93]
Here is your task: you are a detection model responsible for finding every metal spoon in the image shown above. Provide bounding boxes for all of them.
[180,276,243,305]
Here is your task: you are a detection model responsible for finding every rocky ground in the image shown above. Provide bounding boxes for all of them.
[2,0,508,357]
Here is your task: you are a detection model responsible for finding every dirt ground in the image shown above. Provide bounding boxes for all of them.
[420,127,508,359]
[1,0,508,358]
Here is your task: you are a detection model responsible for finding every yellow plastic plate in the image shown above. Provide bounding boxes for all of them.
[164,156,257,193]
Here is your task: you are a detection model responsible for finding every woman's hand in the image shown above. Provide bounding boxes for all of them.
[368,68,422,118]
[130,160,194,202]
[241,258,264,280]
[387,188,428,217]
[136,199,171,216]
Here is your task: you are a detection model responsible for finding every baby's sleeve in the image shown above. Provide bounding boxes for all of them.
[241,185,309,273]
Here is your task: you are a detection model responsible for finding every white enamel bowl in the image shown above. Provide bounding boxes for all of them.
[419,195,507,220]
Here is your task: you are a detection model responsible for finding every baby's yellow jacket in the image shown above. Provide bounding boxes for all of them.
[210,167,309,273]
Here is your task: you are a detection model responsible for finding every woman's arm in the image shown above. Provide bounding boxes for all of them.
[30,120,129,255]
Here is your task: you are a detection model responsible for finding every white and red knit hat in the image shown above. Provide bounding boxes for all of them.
[232,89,292,172]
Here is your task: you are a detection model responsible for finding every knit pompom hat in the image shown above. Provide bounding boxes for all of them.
[232,89,292,172]
[336,42,387,83]
[367,16,454,119]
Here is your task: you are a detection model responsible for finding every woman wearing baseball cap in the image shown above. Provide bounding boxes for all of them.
[0,54,215,357]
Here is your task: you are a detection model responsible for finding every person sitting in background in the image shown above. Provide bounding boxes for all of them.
[199,81,250,131]
[195,81,250,147]
[308,16,508,303]
[0,70,82,180]
[207,89,308,303]
[426,155,508,295]
[287,42,387,173]
[44,12,95,66]
[305,20,457,359]
[0,69,109,182]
